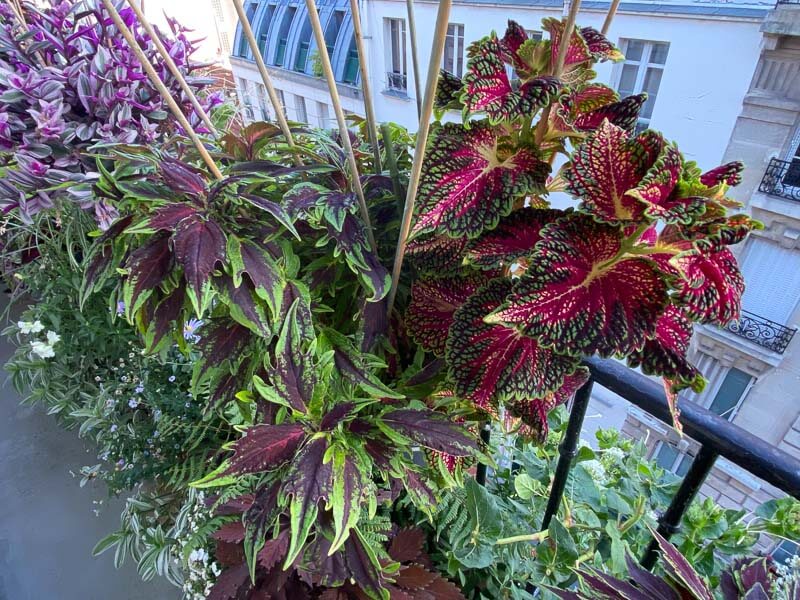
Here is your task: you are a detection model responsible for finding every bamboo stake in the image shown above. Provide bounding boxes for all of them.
[405,0,422,118]
[386,0,452,317]
[99,0,223,179]
[349,0,382,172]
[124,0,218,138]
[304,0,376,252]
[534,0,582,145]
[602,0,621,35]
[231,0,298,156]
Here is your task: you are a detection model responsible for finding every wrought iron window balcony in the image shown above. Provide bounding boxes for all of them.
[386,71,407,93]
[476,358,800,577]
[724,309,797,354]
[759,157,800,202]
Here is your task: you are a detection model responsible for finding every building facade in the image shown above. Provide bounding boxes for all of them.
[229,0,796,552]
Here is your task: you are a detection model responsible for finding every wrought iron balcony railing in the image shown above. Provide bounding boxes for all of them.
[477,357,800,575]
[386,71,407,92]
[759,157,800,202]
[725,309,797,353]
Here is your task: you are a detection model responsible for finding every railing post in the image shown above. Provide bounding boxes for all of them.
[540,376,593,531]
[640,444,719,569]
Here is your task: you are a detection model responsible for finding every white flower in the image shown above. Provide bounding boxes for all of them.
[30,320,44,333]
[30,341,55,359]
[46,330,60,344]
[581,459,608,485]
[18,320,44,334]
[603,447,626,463]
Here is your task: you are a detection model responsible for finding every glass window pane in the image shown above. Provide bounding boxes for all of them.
[708,368,751,419]
[650,42,670,65]
[655,444,678,470]
[676,455,691,477]
[640,67,663,118]
[625,39,644,62]
[618,64,639,96]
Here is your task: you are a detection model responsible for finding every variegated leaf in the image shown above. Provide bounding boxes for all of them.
[173,214,227,317]
[673,246,744,326]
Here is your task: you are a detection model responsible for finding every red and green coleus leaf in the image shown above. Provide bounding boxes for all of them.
[549,84,618,135]
[256,299,316,413]
[329,447,366,554]
[227,235,283,321]
[81,214,134,308]
[406,233,469,274]
[326,214,390,301]
[413,121,550,239]
[544,17,592,71]
[580,26,624,62]
[566,121,691,224]
[220,423,307,477]
[461,33,561,124]
[465,207,562,270]
[573,93,647,133]
[405,273,485,356]
[700,160,744,188]
[448,278,583,408]
[673,245,744,326]
[219,275,272,338]
[379,408,478,456]
[195,320,253,374]
[124,203,199,234]
[282,436,333,568]
[173,213,227,317]
[160,158,208,199]
[627,305,705,393]
[435,69,465,114]
[122,230,173,320]
[143,285,186,352]
[488,214,670,356]
[506,367,590,443]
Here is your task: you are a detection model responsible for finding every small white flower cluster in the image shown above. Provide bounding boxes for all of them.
[177,492,221,600]
[18,320,60,359]
[581,459,608,485]
[774,554,800,599]
[602,446,626,465]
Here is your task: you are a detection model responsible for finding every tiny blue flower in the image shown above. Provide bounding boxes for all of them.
[168,375,176,383]
[134,384,144,394]
[116,300,125,316]
[128,398,139,408]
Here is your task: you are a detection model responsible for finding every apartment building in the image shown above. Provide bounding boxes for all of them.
[230,0,796,555]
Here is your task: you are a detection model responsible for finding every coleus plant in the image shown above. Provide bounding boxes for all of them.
[406,18,760,440]
[0,0,222,227]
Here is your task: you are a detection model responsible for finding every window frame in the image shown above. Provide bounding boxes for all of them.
[384,17,407,93]
[612,39,669,131]
[442,23,465,77]
[653,441,692,476]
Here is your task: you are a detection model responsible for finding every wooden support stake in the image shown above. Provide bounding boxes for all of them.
[231,0,298,156]
[386,0,452,317]
[349,0,382,172]
[99,0,223,179]
[304,0,376,252]
[124,0,218,138]
[405,0,422,118]
[602,0,622,35]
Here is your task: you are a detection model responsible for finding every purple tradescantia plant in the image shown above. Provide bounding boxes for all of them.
[0,0,222,226]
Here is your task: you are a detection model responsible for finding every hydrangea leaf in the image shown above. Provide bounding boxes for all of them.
[173,214,227,317]
[413,121,550,239]
[380,408,478,456]
[447,278,582,408]
[507,367,590,442]
[405,273,485,356]
[628,305,705,393]
[283,437,333,568]
[465,207,562,270]
[220,423,306,477]
[673,246,744,326]
[488,214,670,356]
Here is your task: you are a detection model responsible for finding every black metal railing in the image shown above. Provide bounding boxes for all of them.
[725,309,797,353]
[386,71,407,92]
[480,356,800,574]
[759,157,800,202]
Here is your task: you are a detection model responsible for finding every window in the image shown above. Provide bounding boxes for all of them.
[316,101,329,128]
[294,17,312,72]
[615,39,669,131]
[274,6,297,66]
[772,539,799,563]
[276,89,287,118]
[256,4,277,54]
[706,368,752,420]
[342,35,360,84]
[238,78,255,122]
[653,442,692,476]
[324,10,345,57]
[295,95,308,123]
[740,238,800,325]
[236,2,258,57]
[385,18,407,92]
[442,24,465,77]
[211,0,231,56]
[256,84,270,121]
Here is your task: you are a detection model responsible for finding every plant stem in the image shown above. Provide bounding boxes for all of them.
[381,123,404,203]
[495,529,550,546]
[602,0,622,35]
[405,0,423,119]
[386,0,452,318]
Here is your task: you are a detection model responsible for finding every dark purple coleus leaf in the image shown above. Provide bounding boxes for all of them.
[283,437,333,567]
[673,245,744,326]
[257,529,289,571]
[146,285,186,351]
[627,305,704,393]
[380,408,478,456]
[406,233,469,274]
[405,273,485,356]
[573,94,647,133]
[387,528,426,563]
[228,236,283,321]
[327,214,390,301]
[207,563,250,600]
[319,402,356,431]
[173,213,226,317]
[461,33,561,124]
[343,532,384,599]
[435,69,465,112]
[332,349,403,399]
[81,214,134,307]
[122,230,173,318]
[413,121,550,239]
[489,213,670,356]
[652,528,714,600]
[448,278,583,408]
[243,193,300,240]
[160,158,207,198]
[700,161,744,188]
[625,554,678,599]
[221,423,306,477]
[137,203,198,232]
[220,275,271,337]
[197,320,252,371]
[465,207,561,270]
